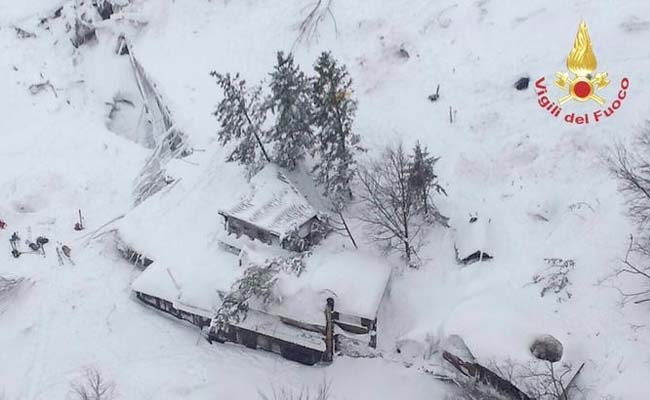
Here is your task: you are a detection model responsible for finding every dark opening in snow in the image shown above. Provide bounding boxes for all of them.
[461,250,492,265]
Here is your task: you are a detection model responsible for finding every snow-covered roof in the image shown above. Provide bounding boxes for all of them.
[271,250,392,324]
[131,247,391,331]
[454,214,495,260]
[121,156,389,345]
[219,164,318,237]
[131,250,241,318]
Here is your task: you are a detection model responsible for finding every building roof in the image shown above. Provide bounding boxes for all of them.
[121,156,389,349]
[131,250,241,318]
[130,247,392,338]
[219,164,318,238]
[272,250,392,324]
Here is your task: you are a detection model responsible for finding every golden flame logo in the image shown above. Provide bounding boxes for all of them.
[567,21,597,76]
[555,21,610,105]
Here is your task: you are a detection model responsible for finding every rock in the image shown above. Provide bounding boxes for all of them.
[514,77,530,90]
[530,334,563,362]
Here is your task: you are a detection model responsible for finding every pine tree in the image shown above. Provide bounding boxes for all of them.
[408,141,444,213]
[267,52,314,170]
[408,141,448,226]
[210,254,306,334]
[210,264,278,333]
[311,52,362,209]
[211,72,270,172]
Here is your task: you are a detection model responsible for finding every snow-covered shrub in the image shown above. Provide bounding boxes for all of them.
[531,258,575,302]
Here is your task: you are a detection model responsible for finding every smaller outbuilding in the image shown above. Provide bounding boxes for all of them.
[218,165,328,252]
[454,214,494,265]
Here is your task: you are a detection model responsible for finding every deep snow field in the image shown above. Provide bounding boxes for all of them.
[1,0,650,399]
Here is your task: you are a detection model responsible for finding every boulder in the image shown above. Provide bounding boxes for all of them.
[514,76,530,90]
[530,334,563,362]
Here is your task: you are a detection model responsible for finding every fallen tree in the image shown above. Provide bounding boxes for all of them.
[443,351,533,400]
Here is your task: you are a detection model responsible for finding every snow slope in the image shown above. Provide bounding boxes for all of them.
[1,0,650,398]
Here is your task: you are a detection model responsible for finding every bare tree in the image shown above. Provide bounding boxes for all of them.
[608,127,650,304]
[71,368,115,400]
[613,235,650,304]
[357,143,428,265]
[609,137,650,230]
[491,359,584,400]
[447,359,583,400]
[293,0,338,49]
[259,379,331,400]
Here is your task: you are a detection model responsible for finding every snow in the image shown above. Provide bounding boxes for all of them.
[131,241,390,332]
[2,0,650,398]
[236,309,326,352]
[219,164,318,238]
[130,250,240,318]
[131,262,179,303]
[274,250,392,324]
[453,214,495,261]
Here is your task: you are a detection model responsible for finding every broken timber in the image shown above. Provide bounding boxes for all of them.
[116,34,191,205]
[443,351,533,400]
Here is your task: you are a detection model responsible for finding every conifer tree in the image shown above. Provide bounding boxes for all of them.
[211,72,270,172]
[267,52,314,170]
[311,52,362,209]
[408,141,446,215]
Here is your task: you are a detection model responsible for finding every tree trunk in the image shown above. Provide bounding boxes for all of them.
[337,211,358,249]
[443,351,533,400]
[323,298,335,363]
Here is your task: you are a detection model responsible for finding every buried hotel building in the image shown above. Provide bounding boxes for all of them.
[120,164,391,365]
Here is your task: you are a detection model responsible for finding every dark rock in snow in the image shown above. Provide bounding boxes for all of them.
[530,334,563,362]
[514,77,530,91]
[398,47,410,59]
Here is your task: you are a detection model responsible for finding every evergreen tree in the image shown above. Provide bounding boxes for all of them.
[408,141,445,214]
[210,254,307,334]
[211,72,270,172]
[311,52,362,209]
[267,52,314,170]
